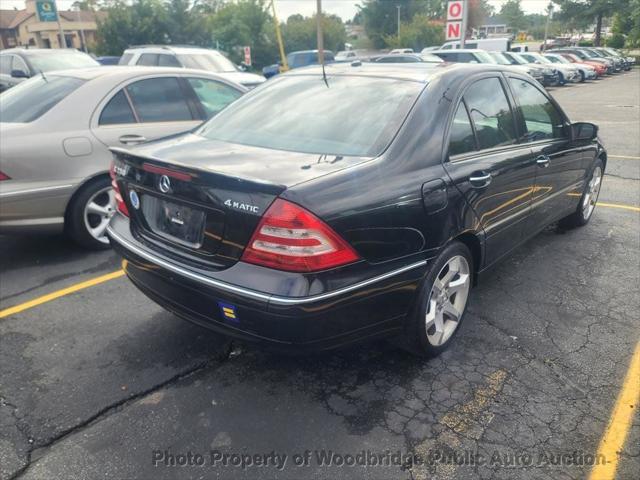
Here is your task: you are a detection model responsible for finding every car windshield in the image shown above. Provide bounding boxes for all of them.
[26,51,98,72]
[488,52,511,65]
[546,55,568,64]
[504,53,527,65]
[197,75,424,157]
[0,75,85,122]
[420,53,443,63]
[473,51,495,63]
[177,52,238,72]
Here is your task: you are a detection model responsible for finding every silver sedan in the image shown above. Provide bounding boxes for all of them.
[0,67,246,249]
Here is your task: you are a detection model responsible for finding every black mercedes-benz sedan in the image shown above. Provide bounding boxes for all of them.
[107,62,605,356]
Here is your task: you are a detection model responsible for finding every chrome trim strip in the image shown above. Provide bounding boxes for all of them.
[107,225,427,306]
[0,184,74,197]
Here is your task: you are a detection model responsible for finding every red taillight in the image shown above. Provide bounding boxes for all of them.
[0,171,10,181]
[241,199,360,273]
[109,161,129,217]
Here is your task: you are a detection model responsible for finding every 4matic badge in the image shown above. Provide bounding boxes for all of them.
[224,199,259,214]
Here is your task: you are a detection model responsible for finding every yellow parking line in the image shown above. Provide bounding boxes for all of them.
[608,155,640,160]
[589,341,640,480]
[597,202,640,212]
[0,270,125,319]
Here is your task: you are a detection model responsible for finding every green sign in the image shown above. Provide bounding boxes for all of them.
[36,1,58,22]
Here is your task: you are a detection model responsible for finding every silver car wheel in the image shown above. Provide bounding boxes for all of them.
[425,255,471,347]
[582,166,602,220]
[83,187,116,244]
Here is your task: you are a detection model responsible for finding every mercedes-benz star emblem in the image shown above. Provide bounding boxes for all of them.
[158,175,171,193]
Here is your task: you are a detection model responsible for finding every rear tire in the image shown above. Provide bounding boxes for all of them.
[65,176,116,250]
[400,241,473,358]
[560,159,604,229]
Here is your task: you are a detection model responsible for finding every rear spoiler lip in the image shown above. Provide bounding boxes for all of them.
[109,146,287,193]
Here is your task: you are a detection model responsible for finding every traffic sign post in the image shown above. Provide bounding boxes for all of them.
[445,0,467,47]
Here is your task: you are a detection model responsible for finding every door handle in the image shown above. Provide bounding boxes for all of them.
[536,155,550,167]
[469,172,492,188]
[119,134,147,145]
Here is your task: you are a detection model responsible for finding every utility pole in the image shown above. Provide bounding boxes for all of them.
[270,0,288,71]
[316,0,324,65]
[396,5,401,42]
[542,3,553,52]
[54,0,67,48]
[460,0,467,48]
[76,6,87,52]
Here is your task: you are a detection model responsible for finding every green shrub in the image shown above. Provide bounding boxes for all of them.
[607,33,626,49]
[578,40,593,46]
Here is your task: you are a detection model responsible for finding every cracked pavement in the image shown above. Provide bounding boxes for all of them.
[1,69,638,480]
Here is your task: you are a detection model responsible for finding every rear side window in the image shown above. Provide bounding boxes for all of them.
[508,78,566,141]
[99,90,136,125]
[0,55,11,74]
[186,78,242,119]
[449,101,477,156]
[464,78,517,150]
[0,75,84,122]
[126,77,193,122]
[118,53,134,65]
[158,54,181,67]
[137,54,158,66]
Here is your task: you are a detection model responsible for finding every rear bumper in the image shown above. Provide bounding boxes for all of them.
[107,216,428,351]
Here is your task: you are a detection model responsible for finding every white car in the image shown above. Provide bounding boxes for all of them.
[519,52,581,84]
[0,67,245,248]
[390,48,414,54]
[119,46,266,89]
[543,53,597,81]
[335,50,358,62]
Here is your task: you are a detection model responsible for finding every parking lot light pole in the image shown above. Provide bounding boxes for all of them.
[54,0,67,48]
[542,3,553,52]
[316,0,324,65]
[397,5,401,42]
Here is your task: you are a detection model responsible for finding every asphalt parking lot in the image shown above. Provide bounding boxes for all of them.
[1,70,639,480]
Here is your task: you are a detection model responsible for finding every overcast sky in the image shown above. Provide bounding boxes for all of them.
[1,0,550,19]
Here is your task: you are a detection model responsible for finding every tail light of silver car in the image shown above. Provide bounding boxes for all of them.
[241,199,360,273]
[109,160,129,217]
[0,171,10,181]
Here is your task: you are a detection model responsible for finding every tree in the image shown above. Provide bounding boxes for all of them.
[358,0,445,48]
[210,0,276,68]
[553,0,629,46]
[612,0,640,47]
[500,0,527,31]
[383,13,443,49]
[96,0,170,55]
[280,13,347,53]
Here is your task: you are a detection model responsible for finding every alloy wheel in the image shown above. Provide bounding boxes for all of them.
[425,255,471,346]
[582,166,602,220]
[83,186,116,244]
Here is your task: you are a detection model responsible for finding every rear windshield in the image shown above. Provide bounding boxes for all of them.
[177,53,237,72]
[197,75,424,157]
[26,52,98,72]
[0,75,85,122]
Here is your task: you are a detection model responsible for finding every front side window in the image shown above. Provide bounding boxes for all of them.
[464,77,517,150]
[449,101,477,157]
[186,78,242,119]
[99,90,136,125]
[118,53,134,65]
[0,75,85,122]
[137,54,159,66]
[158,54,181,67]
[508,78,566,141]
[126,77,193,122]
[0,55,11,74]
[12,56,28,74]
[197,75,423,157]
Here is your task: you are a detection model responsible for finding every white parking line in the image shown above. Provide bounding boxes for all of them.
[609,155,640,160]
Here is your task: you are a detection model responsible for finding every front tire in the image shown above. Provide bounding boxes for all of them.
[66,176,116,250]
[401,242,473,358]
[560,159,604,229]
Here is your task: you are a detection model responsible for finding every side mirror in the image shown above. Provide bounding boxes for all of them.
[238,62,248,72]
[571,122,598,141]
[11,69,29,79]
[469,60,479,64]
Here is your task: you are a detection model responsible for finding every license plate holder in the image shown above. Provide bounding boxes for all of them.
[140,194,206,249]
